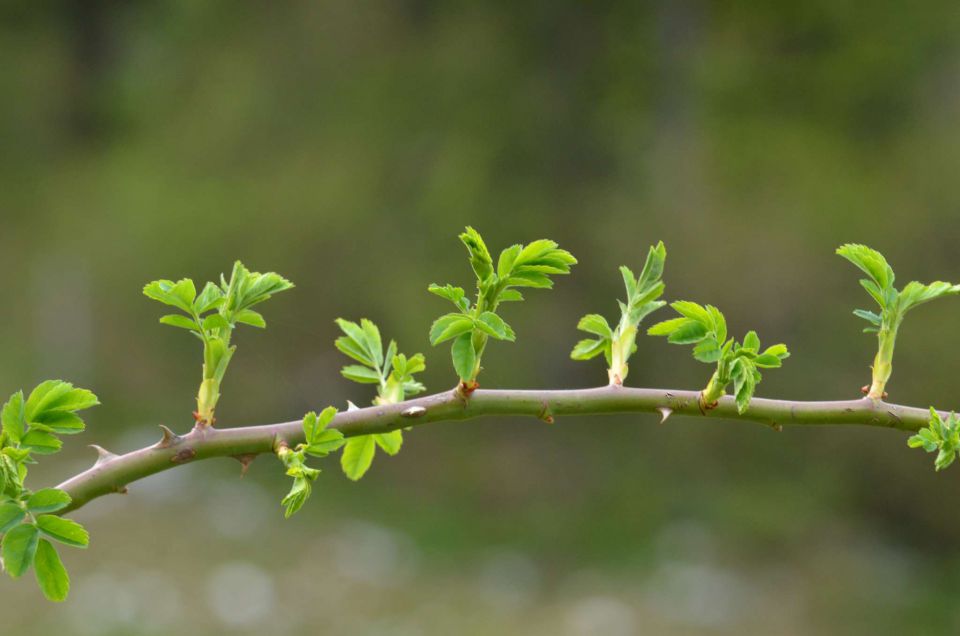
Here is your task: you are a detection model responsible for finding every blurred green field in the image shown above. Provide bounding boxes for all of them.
[4,1,960,633]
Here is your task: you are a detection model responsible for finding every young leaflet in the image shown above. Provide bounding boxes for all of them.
[334,318,426,480]
[647,303,789,413]
[277,407,346,517]
[143,261,294,426]
[429,227,576,391]
[570,241,667,385]
[836,244,960,400]
[1,381,98,601]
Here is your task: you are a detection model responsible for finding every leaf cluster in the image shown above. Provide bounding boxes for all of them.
[837,244,960,334]
[429,227,576,384]
[0,381,97,601]
[909,409,960,471]
[335,318,425,480]
[144,261,294,421]
[570,241,666,383]
[279,407,345,517]
[648,303,789,412]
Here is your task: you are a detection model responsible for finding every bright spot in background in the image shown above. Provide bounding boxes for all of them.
[206,561,276,627]
[332,520,419,587]
[564,596,637,636]
[475,548,541,613]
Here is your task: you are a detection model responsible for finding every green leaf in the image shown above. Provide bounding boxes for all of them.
[159,315,199,331]
[1,390,25,443]
[497,244,522,278]
[671,301,711,326]
[577,314,612,339]
[361,319,384,367]
[25,381,98,421]
[852,309,882,326]
[21,430,62,455]
[281,477,312,518]
[762,344,789,359]
[374,430,403,456]
[451,333,477,382]
[936,448,956,471]
[636,241,667,290]
[428,284,469,311]
[341,436,376,481]
[506,271,553,289]
[742,331,761,353]
[859,279,885,307]
[460,226,494,281]
[2,523,39,578]
[341,365,382,384]
[35,515,88,548]
[335,319,381,367]
[143,279,195,313]
[203,313,231,332]
[571,338,607,361]
[27,489,72,514]
[429,314,475,345]
[837,244,895,291]
[194,281,224,314]
[647,317,688,336]
[0,501,25,533]
[498,290,524,303]
[667,320,708,344]
[171,279,197,308]
[31,411,84,435]
[476,312,515,341]
[302,407,340,447]
[335,335,375,367]
[693,339,722,363]
[733,363,757,414]
[34,539,69,602]
[754,353,782,368]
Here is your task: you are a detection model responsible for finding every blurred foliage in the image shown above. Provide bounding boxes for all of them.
[3,0,960,633]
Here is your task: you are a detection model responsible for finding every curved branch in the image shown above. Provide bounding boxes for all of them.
[55,386,932,513]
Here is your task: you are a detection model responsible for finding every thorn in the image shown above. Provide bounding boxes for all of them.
[346,400,360,412]
[114,485,129,495]
[156,425,182,449]
[537,401,555,424]
[657,407,673,424]
[89,445,117,467]
[401,406,426,418]
[170,448,197,464]
[231,453,257,477]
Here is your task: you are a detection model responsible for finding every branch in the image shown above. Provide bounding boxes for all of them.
[56,386,930,513]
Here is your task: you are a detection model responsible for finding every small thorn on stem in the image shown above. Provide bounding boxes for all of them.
[537,402,555,424]
[231,453,257,477]
[401,406,427,418]
[114,485,129,495]
[89,445,117,467]
[156,425,182,449]
[657,407,673,424]
[346,400,360,412]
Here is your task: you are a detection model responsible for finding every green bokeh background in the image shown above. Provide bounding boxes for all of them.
[3,1,960,634]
